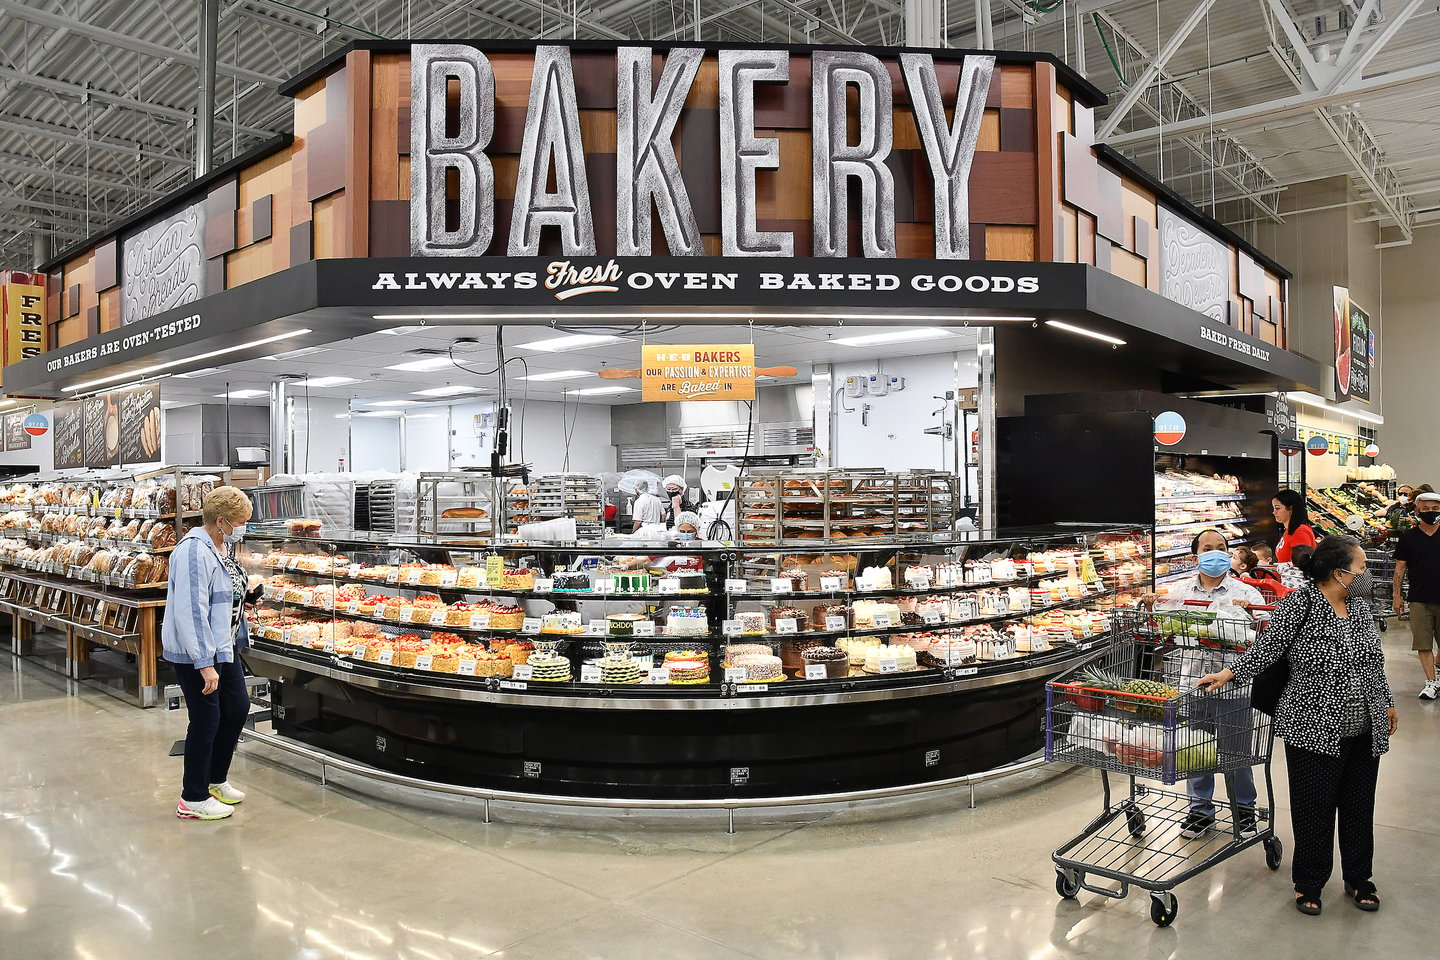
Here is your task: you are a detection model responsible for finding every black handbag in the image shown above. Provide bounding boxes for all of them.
[1251,591,1312,716]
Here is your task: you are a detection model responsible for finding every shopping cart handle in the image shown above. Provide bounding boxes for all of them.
[1177,599,1275,611]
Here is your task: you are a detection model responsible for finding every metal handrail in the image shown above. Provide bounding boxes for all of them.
[240,727,1063,833]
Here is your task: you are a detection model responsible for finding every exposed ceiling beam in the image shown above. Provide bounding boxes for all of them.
[0,0,283,88]
[0,154,166,196]
[1323,0,1426,93]
[1095,0,1216,141]
[1103,58,1440,147]
[0,115,190,165]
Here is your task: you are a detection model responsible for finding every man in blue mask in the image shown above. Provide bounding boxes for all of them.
[1148,528,1265,839]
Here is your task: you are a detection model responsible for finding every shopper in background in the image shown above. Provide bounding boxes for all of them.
[631,480,664,533]
[1200,536,1397,916]
[1232,545,1281,584]
[1383,485,1414,523]
[1395,491,1440,700]
[163,486,257,821]
[1147,529,1265,839]
[1272,489,1317,563]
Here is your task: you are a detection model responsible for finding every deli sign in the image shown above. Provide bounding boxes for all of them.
[411,45,995,261]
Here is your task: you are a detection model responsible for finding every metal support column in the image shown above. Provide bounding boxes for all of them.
[31,232,49,271]
[196,0,219,177]
[905,0,943,47]
[269,378,291,476]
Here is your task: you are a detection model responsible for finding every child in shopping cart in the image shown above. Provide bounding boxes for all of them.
[1143,529,1265,840]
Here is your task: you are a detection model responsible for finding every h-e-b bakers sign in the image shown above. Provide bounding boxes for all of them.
[410,45,996,261]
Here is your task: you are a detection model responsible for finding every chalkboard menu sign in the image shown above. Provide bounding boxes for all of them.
[3,412,30,452]
[53,401,84,468]
[83,395,111,468]
[119,384,162,464]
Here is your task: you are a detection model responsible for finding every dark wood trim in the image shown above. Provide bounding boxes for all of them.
[1033,62,1059,262]
[346,50,372,259]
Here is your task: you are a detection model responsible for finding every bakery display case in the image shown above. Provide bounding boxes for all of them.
[0,465,229,706]
[240,523,1151,798]
[1152,467,1252,584]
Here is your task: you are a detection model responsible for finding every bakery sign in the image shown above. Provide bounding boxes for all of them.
[410,44,995,261]
[635,344,763,401]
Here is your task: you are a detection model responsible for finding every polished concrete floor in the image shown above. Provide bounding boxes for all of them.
[3,626,1436,960]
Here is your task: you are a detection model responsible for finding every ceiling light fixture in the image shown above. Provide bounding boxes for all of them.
[515,333,623,352]
[412,385,486,397]
[174,367,226,379]
[376,325,426,336]
[62,329,313,393]
[214,389,268,399]
[385,355,456,372]
[519,369,592,382]
[1044,319,1127,346]
[362,400,421,407]
[266,346,328,360]
[831,327,959,347]
[1286,391,1385,425]
[564,386,634,396]
[294,376,359,388]
[355,409,405,417]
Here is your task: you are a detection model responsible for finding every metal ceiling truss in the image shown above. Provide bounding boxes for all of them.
[1260,0,1418,242]
[1093,10,1284,223]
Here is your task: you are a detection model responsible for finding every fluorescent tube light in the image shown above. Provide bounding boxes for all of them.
[386,355,455,372]
[294,376,358,388]
[62,329,312,393]
[215,389,268,399]
[174,367,225,379]
[515,334,623,352]
[376,325,426,336]
[1286,392,1384,425]
[832,327,958,347]
[267,346,327,360]
[519,369,591,382]
[356,410,404,417]
[374,312,1036,323]
[412,385,485,397]
[1044,319,1127,346]
[564,386,634,396]
[362,400,421,407]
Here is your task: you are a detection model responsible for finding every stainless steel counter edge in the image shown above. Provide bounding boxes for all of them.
[244,644,1099,710]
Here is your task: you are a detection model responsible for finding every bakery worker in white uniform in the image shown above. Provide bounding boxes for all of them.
[631,480,665,533]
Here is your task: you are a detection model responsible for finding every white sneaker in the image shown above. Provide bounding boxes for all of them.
[208,781,246,804]
[177,796,234,820]
[1420,681,1439,701]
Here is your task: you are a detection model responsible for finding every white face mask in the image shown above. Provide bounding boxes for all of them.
[223,521,247,545]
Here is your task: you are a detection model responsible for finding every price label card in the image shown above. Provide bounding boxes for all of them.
[878,658,899,673]
[775,618,798,635]
[457,659,477,676]
[346,600,362,614]
[725,579,748,594]
[430,610,448,626]
[469,612,491,630]
[585,620,607,636]
[873,613,893,629]
[956,666,979,677]
[353,645,368,660]
[405,570,423,585]
[486,555,506,585]
[737,684,767,693]
[820,575,843,592]
[769,578,792,595]
[386,570,399,584]
[910,577,932,591]
[400,607,419,623]
[594,578,615,594]
[280,629,292,644]
[500,680,527,691]
[805,664,829,680]
[286,557,301,570]
[825,615,848,632]
[659,578,681,594]
[415,655,434,671]
[512,665,533,681]
[323,639,335,654]
[722,620,743,637]
[348,563,362,578]
[580,664,601,683]
[439,572,458,587]
[648,667,671,684]
[533,578,554,593]
[633,621,657,637]
[725,666,748,683]
[1075,640,1096,652]
[378,650,395,665]
[921,609,942,625]
[521,617,542,634]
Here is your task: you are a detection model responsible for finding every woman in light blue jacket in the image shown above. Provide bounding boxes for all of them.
[163,486,256,820]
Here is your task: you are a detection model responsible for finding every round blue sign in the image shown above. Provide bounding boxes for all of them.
[1305,435,1329,456]
[22,413,48,437]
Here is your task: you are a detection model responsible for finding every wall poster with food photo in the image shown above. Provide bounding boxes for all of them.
[118,384,162,464]
[83,394,113,468]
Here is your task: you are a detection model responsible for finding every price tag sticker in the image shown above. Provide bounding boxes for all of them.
[805,664,829,680]
[430,610,448,626]
[533,578,554,593]
[405,570,422,585]
[353,644,368,660]
[1075,640,1096,652]
[956,666,979,677]
[286,557,301,570]
[486,555,506,585]
[323,638,335,654]
[725,578,748,594]
[722,620,743,637]
[921,609,942,625]
[775,618,798,635]
[585,620,607,636]
[633,621,656,637]
[825,615,848,632]
[439,571,458,587]
[873,613,893,629]
[500,680,527,691]
[725,666,748,683]
[594,578,614,594]
[469,612,491,630]
[737,684,767,693]
[378,649,395,665]
[521,617,542,634]
[878,658,899,673]
[457,659,477,676]
[769,578,793,595]
[346,600,362,614]
[386,569,400,584]
[820,575,843,592]
[659,578,681,594]
[648,667,671,684]
[512,664,533,681]
[580,664,601,683]
[415,654,434,671]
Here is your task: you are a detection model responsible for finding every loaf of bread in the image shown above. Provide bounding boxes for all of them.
[441,507,487,519]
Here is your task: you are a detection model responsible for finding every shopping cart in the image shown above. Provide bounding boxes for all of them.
[1045,605,1281,926]
[1365,539,1400,632]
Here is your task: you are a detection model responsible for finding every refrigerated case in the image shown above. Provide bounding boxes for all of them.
[240,522,1150,798]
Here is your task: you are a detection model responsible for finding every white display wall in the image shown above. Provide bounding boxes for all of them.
[828,351,979,472]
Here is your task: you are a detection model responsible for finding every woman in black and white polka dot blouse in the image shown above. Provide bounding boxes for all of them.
[1202,535,1398,917]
